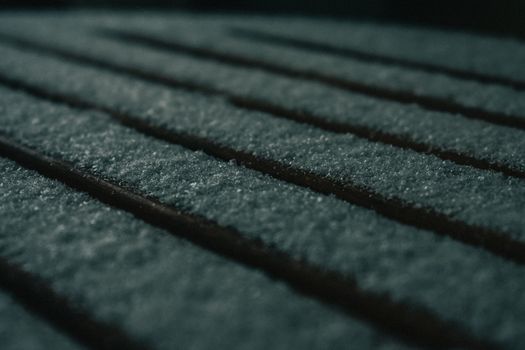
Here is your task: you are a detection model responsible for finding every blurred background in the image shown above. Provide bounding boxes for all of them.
[2,0,525,39]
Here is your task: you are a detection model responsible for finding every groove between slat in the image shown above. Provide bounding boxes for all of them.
[0,75,524,267]
[0,256,149,350]
[0,135,496,350]
[229,27,525,92]
[0,32,523,181]
[99,29,525,131]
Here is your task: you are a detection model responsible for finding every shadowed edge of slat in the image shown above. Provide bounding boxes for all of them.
[1,69,525,267]
[229,27,525,92]
[99,29,525,131]
[0,135,497,350]
[1,31,524,181]
[0,257,150,350]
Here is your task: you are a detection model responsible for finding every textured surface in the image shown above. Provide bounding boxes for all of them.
[237,18,525,83]
[2,17,525,178]
[0,11,524,350]
[114,19,525,119]
[0,157,413,350]
[1,83,525,348]
[0,43,524,241]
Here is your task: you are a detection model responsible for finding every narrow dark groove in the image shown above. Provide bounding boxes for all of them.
[230,97,525,180]
[98,29,525,131]
[0,33,223,96]
[0,33,523,182]
[230,27,525,92]
[0,136,496,350]
[1,74,525,269]
[0,256,150,350]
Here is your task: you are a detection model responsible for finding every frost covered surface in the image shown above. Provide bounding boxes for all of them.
[18,12,525,119]
[0,291,79,350]
[0,158,415,350]
[0,45,525,240]
[233,17,525,84]
[2,15,525,122]
[103,18,525,118]
[1,12,525,349]
[3,16,525,171]
[1,44,525,175]
[1,88,525,348]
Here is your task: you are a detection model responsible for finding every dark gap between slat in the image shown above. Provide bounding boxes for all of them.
[1,75,525,268]
[0,256,150,350]
[229,27,525,92]
[230,97,525,180]
[0,135,497,350]
[0,33,523,182]
[98,29,525,131]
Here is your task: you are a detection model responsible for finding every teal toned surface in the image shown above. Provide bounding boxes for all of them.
[0,43,524,241]
[0,290,80,350]
[0,157,414,350]
[0,86,525,348]
[0,11,524,350]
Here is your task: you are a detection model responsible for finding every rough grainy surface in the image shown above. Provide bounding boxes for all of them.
[0,157,414,350]
[1,11,525,350]
[236,18,525,83]
[3,15,525,123]
[0,44,524,241]
[1,43,525,177]
[5,17,525,178]
[0,291,80,350]
[1,87,525,348]
[9,13,523,120]
[104,18,525,117]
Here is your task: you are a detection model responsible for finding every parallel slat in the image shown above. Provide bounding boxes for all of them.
[0,158,416,350]
[229,27,525,91]
[0,42,525,253]
[2,26,525,181]
[92,22,525,129]
[0,12,524,350]
[0,87,523,349]
[231,19,525,86]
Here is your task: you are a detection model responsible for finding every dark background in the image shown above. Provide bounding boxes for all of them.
[3,0,525,40]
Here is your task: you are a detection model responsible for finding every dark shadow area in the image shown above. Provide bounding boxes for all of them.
[2,0,525,39]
